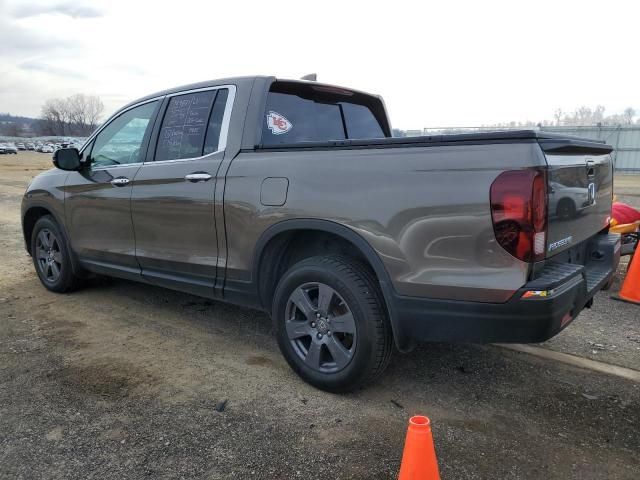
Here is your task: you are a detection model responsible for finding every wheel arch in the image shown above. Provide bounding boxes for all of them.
[557,196,576,208]
[253,219,406,351]
[22,203,85,277]
[22,204,63,255]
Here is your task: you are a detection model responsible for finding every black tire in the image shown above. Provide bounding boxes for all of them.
[31,215,83,293]
[273,255,393,392]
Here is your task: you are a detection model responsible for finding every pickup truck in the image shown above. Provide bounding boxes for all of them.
[22,76,620,392]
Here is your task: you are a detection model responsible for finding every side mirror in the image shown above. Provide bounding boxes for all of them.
[53,148,82,171]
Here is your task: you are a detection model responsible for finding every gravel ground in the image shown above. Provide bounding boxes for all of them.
[1,152,639,479]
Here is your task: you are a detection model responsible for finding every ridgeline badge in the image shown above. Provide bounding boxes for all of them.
[548,235,573,252]
[266,111,292,135]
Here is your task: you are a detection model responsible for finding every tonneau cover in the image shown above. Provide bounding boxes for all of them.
[258,130,613,153]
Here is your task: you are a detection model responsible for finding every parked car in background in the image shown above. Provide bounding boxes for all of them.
[41,145,54,153]
[26,143,35,150]
[16,143,26,150]
[4,144,18,154]
[549,181,592,220]
[0,143,16,154]
[21,76,620,392]
[0,144,6,154]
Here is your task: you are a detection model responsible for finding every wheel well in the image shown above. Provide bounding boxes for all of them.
[23,207,53,254]
[257,229,380,309]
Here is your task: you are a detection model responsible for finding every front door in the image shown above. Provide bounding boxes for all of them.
[131,87,233,296]
[64,100,160,276]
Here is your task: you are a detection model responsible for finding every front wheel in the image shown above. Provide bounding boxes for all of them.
[31,215,83,293]
[273,255,393,392]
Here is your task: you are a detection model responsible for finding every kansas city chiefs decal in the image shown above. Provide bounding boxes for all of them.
[266,111,292,135]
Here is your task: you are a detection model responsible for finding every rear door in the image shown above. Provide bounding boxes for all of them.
[131,86,234,297]
[544,149,613,256]
[65,100,160,275]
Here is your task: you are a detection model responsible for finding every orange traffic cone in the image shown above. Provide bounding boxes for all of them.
[398,416,440,480]
[613,251,640,305]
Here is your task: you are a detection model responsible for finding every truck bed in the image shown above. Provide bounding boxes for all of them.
[257,130,612,154]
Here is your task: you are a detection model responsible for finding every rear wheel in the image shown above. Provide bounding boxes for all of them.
[31,215,83,293]
[273,255,392,392]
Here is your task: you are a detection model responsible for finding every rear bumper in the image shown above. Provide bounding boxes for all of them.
[387,233,621,351]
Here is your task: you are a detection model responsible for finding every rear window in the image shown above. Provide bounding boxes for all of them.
[262,82,387,145]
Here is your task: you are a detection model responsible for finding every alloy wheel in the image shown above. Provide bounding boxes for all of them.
[35,229,63,283]
[285,282,357,373]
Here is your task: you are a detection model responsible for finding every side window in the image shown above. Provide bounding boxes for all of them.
[90,101,158,168]
[156,88,229,161]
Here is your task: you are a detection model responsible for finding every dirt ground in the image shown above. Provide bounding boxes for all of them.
[1,152,639,479]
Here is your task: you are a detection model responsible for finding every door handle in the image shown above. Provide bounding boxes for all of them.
[110,177,130,186]
[185,172,212,182]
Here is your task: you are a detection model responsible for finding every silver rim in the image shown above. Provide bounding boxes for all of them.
[285,282,357,373]
[35,229,62,283]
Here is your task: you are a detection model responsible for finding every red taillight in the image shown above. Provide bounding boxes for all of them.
[490,170,547,262]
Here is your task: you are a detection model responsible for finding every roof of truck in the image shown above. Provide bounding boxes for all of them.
[119,75,381,112]
[111,78,611,154]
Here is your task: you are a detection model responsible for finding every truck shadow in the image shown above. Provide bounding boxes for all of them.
[71,276,640,397]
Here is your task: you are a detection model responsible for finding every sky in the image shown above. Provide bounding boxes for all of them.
[1,0,638,129]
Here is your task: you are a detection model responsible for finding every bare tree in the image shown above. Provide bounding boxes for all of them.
[67,94,88,131]
[574,106,593,125]
[603,114,627,126]
[85,95,104,131]
[67,94,104,133]
[593,105,605,124]
[553,108,563,126]
[40,94,104,136]
[41,98,68,135]
[623,107,635,124]
[555,105,608,126]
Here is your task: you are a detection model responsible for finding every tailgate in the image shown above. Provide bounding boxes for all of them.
[541,139,614,257]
